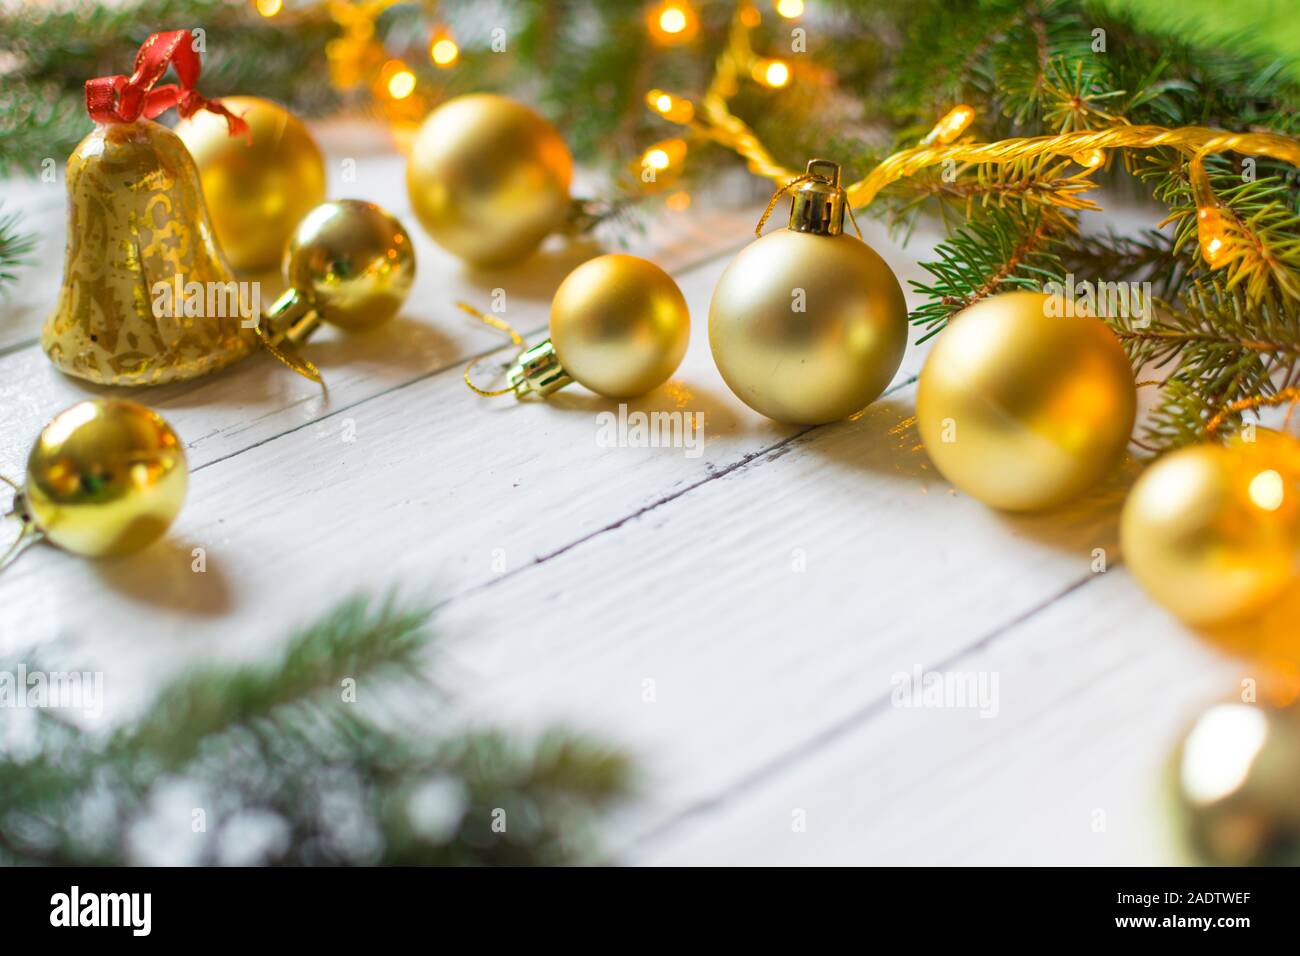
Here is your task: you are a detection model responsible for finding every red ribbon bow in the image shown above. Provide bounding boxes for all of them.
[84,30,248,137]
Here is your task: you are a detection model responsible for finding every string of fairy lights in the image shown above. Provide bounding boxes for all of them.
[638,0,1300,379]
[250,0,1300,323]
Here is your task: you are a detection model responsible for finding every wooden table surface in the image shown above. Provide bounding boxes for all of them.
[0,122,1248,865]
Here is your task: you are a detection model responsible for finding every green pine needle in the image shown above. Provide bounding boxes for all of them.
[909,208,1068,341]
[0,206,35,287]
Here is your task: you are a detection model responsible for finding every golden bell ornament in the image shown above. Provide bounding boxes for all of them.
[1171,700,1300,866]
[44,30,261,387]
[2,400,187,569]
[463,254,690,400]
[709,160,909,425]
[42,120,258,386]
[1121,430,1300,627]
[175,96,327,272]
[916,290,1136,511]
[406,93,574,267]
[261,200,417,365]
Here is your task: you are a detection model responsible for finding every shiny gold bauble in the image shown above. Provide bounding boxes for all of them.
[1172,700,1300,865]
[43,119,256,386]
[1121,431,1300,627]
[551,254,690,398]
[24,400,187,557]
[708,230,908,425]
[406,94,573,267]
[916,291,1136,511]
[284,199,417,331]
[176,96,326,272]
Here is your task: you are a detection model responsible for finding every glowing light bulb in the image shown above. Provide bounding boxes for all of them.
[1074,148,1106,167]
[647,2,698,44]
[660,7,687,32]
[383,61,416,100]
[1197,206,1229,266]
[753,58,791,88]
[645,89,695,124]
[776,0,804,17]
[431,35,459,68]
[1249,469,1285,511]
[923,104,975,146]
[641,138,688,173]
[256,0,282,16]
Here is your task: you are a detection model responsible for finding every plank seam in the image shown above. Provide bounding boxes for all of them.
[616,570,1103,858]
[435,374,921,612]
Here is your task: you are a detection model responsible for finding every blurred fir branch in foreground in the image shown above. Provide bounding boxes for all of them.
[0,206,36,287]
[0,596,630,866]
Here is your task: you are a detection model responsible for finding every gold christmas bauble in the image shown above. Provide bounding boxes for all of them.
[1172,700,1300,865]
[708,232,907,425]
[551,254,690,398]
[24,400,188,558]
[175,96,326,272]
[1121,431,1300,627]
[406,94,573,267]
[709,161,907,425]
[284,199,417,332]
[917,290,1136,511]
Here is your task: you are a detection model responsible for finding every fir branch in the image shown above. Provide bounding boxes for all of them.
[882,156,1100,239]
[1062,227,1188,301]
[1108,277,1300,447]
[909,208,1069,341]
[0,596,631,866]
[0,206,36,287]
[1133,148,1300,304]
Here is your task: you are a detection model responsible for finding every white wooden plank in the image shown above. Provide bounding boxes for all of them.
[3,135,1204,868]
[624,569,1242,865]
[0,212,942,708]
[414,381,1171,854]
[0,181,64,354]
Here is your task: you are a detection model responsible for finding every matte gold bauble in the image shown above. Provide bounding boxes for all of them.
[24,400,187,558]
[550,254,690,398]
[1121,431,1300,627]
[1172,701,1300,865]
[708,161,908,425]
[176,96,326,271]
[917,290,1136,511]
[406,94,573,267]
[265,199,417,348]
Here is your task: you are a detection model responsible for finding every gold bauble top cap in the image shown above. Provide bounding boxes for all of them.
[789,159,846,236]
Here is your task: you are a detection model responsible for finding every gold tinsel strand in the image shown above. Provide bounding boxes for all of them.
[655,1,1300,290]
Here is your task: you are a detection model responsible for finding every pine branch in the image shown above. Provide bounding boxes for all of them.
[1108,277,1300,448]
[882,155,1100,241]
[0,596,631,866]
[1062,227,1188,301]
[909,208,1069,341]
[0,205,36,287]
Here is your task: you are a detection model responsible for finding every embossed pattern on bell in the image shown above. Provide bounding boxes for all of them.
[42,120,257,386]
